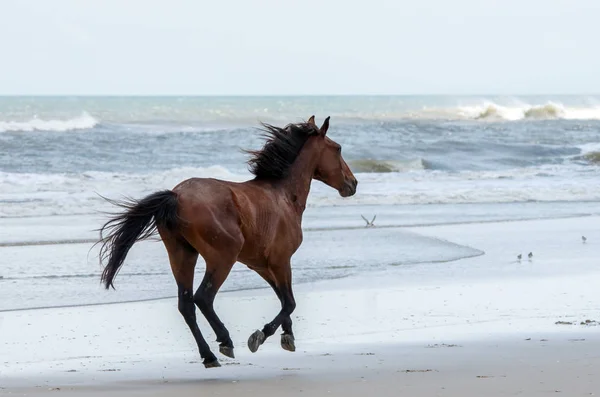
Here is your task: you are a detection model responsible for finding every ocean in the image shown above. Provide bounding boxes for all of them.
[2,95,600,311]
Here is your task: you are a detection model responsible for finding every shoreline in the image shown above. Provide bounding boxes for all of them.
[3,200,600,244]
[0,211,592,248]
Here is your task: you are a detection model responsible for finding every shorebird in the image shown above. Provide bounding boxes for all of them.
[361,214,376,228]
[582,236,587,243]
[517,254,522,261]
[528,252,533,261]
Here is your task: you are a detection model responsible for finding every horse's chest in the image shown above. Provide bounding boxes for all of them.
[264,215,302,252]
[274,222,303,252]
[239,215,302,265]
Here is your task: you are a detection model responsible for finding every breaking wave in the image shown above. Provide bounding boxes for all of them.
[572,143,600,165]
[350,158,434,173]
[0,112,98,133]
[580,151,600,164]
[457,101,600,121]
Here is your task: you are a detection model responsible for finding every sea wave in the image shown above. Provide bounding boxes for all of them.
[349,158,434,173]
[0,112,98,133]
[288,101,600,122]
[580,151,600,164]
[571,143,600,165]
[2,164,600,218]
[574,151,600,165]
[456,101,600,121]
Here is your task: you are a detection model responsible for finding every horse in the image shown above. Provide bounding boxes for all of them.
[96,115,358,368]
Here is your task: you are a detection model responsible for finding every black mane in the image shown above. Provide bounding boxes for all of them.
[246,121,319,180]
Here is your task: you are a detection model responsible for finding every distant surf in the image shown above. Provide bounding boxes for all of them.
[1,98,600,133]
[0,112,98,133]
[456,101,600,121]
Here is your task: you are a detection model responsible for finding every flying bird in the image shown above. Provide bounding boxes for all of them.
[361,214,376,228]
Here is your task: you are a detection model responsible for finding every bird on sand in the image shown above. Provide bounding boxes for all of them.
[528,252,533,260]
[582,236,587,243]
[517,254,522,261]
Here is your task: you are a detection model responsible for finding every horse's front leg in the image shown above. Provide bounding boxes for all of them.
[254,269,296,352]
[248,265,296,353]
[279,311,296,352]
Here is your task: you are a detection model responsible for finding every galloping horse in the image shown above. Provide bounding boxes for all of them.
[97,116,357,368]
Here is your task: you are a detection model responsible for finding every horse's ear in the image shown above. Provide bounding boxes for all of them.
[320,116,330,136]
[307,115,316,125]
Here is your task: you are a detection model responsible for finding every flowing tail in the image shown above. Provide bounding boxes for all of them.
[97,190,180,290]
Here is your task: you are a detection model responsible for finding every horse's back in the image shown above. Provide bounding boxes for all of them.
[170,177,245,262]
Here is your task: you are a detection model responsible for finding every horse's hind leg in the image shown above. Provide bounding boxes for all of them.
[194,261,236,359]
[248,264,296,353]
[162,234,220,368]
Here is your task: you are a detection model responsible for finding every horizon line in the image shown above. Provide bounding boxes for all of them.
[1,93,599,98]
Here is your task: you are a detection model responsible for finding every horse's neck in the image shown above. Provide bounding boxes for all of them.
[280,145,319,215]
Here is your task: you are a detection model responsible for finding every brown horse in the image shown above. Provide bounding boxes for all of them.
[97,116,357,368]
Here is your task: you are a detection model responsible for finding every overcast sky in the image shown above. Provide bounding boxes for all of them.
[1,0,598,95]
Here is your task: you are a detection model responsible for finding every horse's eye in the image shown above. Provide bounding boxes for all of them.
[336,146,342,153]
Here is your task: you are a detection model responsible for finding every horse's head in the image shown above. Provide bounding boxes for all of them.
[308,116,357,198]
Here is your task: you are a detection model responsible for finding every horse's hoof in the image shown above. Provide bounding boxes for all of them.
[281,333,296,352]
[219,344,235,359]
[203,358,221,368]
[248,330,266,353]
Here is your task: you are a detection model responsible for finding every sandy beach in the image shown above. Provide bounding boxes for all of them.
[2,214,599,396]
[5,336,599,397]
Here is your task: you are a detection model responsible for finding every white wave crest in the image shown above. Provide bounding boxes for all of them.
[456,101,600,121]
[0,112,99,133]
[577,142,600,156]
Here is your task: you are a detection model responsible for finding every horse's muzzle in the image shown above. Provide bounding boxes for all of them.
[340,177,358,197]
